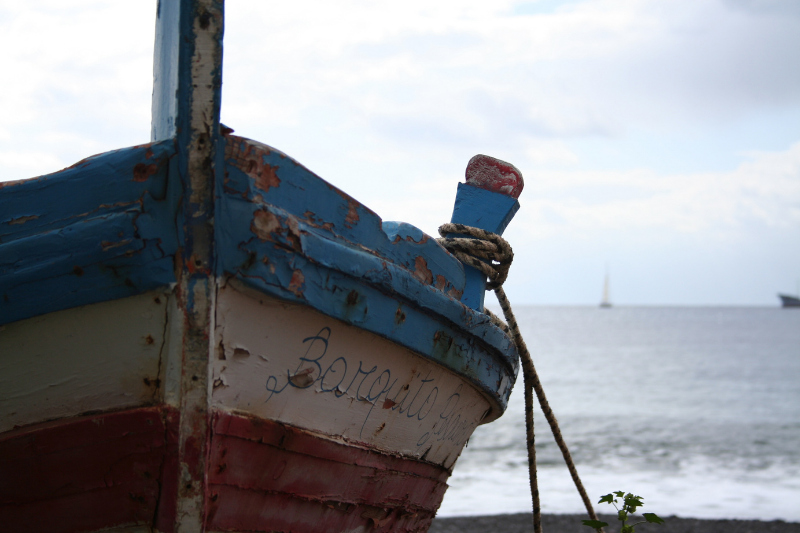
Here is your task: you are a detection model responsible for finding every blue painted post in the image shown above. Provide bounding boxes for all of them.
[151,0,224,530]
[449,155,524,312]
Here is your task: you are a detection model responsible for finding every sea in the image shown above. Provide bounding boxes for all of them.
[437,306,800,521]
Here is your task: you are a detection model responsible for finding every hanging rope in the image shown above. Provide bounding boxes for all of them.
[437,223,602,533]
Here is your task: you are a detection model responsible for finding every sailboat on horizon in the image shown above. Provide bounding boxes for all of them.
[600,269,612,308]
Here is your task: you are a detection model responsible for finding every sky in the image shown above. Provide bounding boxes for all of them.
[1,0,798,305]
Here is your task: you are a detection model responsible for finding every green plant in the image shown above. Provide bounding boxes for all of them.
[582,491,665,533]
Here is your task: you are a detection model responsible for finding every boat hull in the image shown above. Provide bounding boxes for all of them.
[778,294,800,308]
[0,404,451,533]
[0,284,502,532]
[0,132,518,531]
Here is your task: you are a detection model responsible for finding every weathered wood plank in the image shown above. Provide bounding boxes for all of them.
[151,0,225,529]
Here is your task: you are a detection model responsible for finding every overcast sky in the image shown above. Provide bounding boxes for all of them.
[1,0,798,305]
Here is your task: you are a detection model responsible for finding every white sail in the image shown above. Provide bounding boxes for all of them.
[600,271,612,308]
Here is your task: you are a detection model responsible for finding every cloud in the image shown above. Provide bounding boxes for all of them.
[0,1,154,181]
[513,140,800,242]
[1,0,798,304]
[219,0,800,156]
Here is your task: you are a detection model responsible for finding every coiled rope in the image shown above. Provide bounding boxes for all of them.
[437,223,601,533]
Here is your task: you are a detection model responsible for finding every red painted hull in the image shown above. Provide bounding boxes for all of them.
[0,407,449,532]
[0,407,179,533]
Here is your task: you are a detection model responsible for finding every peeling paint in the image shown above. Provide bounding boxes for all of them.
[0,139,179,326]
[7,215,40,226]
[288,270,305,297]
[413,256,433,285]
[250,209,281,241]
[100,239,133,251]
[235,143,281,193]
[344,199,360,228]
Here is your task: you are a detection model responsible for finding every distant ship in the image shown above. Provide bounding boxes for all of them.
[600,272,612,308]
[778,294,800,308]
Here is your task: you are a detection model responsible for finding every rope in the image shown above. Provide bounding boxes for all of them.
[437,223,602,533]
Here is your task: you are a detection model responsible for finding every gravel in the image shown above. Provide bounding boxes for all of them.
[429,513,800,533]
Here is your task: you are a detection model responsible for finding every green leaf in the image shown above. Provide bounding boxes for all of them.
[643,513,665,525]
[623,494,644,513]
[598,494,615,504]
[618,510,628,521]
[613,491,626,498]
[582,520,610,529]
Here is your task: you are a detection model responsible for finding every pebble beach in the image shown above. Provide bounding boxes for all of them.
[429,513,800,533]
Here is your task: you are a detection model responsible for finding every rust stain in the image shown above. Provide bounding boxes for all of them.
[73,266,84,277]
[382,398,396,409]
[145,148,154,159]
[344,199,360,228]
[145,335,155,345]
[395,306,406,324]
[250,209,280,241]
[435,275,447,291]
[413,256,433,285]
[0,180,24,190]
[185,254,210,275]
[252,163,280,192]
[238,144,280,192]
[8,215,39,225]
[448,287,463,300]
[407,234,430,244]
[100,239,132,251]
[98,200,138,211]
[133,162,158,182]
[288,269,305,297]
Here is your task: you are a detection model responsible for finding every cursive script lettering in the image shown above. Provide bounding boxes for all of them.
[264,326,478,448]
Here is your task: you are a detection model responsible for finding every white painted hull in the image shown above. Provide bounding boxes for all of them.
[212,283,491,469]
[1,284,492,471]
[0,290,170,434]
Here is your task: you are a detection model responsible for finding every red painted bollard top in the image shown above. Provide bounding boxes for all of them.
[465,154,524,199]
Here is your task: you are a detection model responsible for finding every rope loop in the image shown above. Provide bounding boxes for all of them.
[436,222,514,289]
[436,222,602,533]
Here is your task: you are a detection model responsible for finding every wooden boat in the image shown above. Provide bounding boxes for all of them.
[0,1,522,532]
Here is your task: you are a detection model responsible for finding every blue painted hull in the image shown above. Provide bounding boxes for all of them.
[0,133,517,420]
